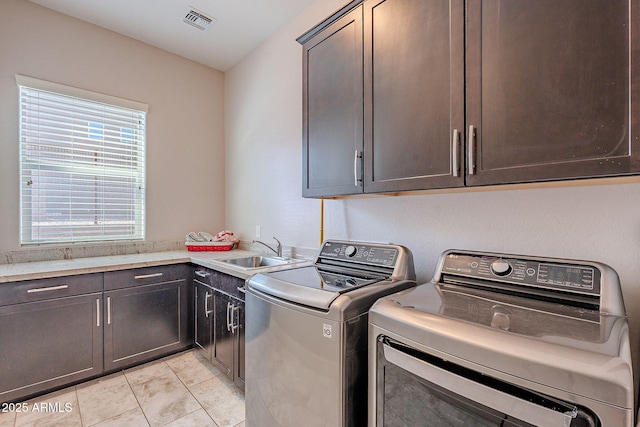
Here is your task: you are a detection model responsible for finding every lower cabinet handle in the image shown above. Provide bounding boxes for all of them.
[107,296,111,325]
[231,305,240,333]
[468,125,476,175]
[96,299,100,327]
[204,291,208,317]
[134,272,163,280]
[205,291,213,317]
[195,270,210,278]
[226,302,233,332]
[452,128,460,177]
[27,284,68,293]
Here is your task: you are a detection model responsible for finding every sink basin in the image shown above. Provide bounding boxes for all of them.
[219,256,301,269]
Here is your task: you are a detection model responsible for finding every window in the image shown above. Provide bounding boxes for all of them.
[16,75,148,245]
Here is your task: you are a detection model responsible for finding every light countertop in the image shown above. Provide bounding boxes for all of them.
[0,249,311,283]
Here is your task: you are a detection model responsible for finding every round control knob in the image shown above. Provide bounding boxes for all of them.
[345,245,357,257]
[491,260,512,276]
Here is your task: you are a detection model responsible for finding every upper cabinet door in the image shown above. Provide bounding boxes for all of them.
[364,0,465,192]
[466,0,637,186]
[301,5,364,198]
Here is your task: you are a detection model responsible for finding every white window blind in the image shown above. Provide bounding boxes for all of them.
[16,75,148,245]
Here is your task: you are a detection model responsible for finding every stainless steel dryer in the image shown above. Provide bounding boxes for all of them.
[369,250,634,427]
[246,240,416,427]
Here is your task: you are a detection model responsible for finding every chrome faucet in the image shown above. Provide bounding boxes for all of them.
[252,237,282,257]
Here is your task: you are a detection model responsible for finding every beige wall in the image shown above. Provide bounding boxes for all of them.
[0,0,226,251]
[225,0,640,385]
[225,0,345,250]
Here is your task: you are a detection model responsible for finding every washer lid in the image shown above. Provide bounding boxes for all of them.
[248,265,386,310]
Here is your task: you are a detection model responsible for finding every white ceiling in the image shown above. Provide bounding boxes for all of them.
[29,0,317,71]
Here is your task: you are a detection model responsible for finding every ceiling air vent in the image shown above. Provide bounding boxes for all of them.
[183,7,215,31]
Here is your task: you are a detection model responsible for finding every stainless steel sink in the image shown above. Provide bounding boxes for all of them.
[219,256,302,269]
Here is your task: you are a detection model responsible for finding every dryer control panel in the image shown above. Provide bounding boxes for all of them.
[441,252,602,297]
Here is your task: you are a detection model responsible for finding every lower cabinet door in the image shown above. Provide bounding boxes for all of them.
[194,280,213,359]
[0,293,103,403]
[103,280,189,371]
[212,291,234,377]
[234,299,245,390]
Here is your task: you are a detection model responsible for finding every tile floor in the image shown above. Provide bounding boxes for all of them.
[0,350,245,427]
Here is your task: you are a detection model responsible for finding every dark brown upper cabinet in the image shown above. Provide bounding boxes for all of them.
[299,2,364,198]
[364,0,465,192]
[299,0,639,198]
[467,0,638,185]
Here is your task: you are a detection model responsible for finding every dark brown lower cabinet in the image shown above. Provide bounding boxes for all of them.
[0,264,192,403]
[211,291,245,390]
[103,280,190,371]
[194,279,213,357]
[212,290,234,377]
[235,298,245,389]
[194,268,245,391]
[0,290,103,403]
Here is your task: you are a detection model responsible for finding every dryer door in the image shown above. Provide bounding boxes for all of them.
[374,337,600,427]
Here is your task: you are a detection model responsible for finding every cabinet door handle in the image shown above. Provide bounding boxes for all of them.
[107,296,112,325]
[237,286,246,294]
[452,128,460,177]
[195,270,210,278]
[27,284,68,293]
[231,305,240,333]
[226,302,233,332]
[134,272,163,280]
[204,291,213,317]
[468,125,476,175]
[96,298,100,327]
[354,150,362,186]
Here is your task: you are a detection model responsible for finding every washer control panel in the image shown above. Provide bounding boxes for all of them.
[319,241,399,267]
[441,252,601,296]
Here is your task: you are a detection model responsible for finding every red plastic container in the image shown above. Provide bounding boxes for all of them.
[185,242,234,251]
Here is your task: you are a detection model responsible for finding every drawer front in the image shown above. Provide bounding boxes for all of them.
[220,274,245,300]
[104,264,188,291]
[0,273,103,306]
[192,267,219,288]
[193,267,245,300]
